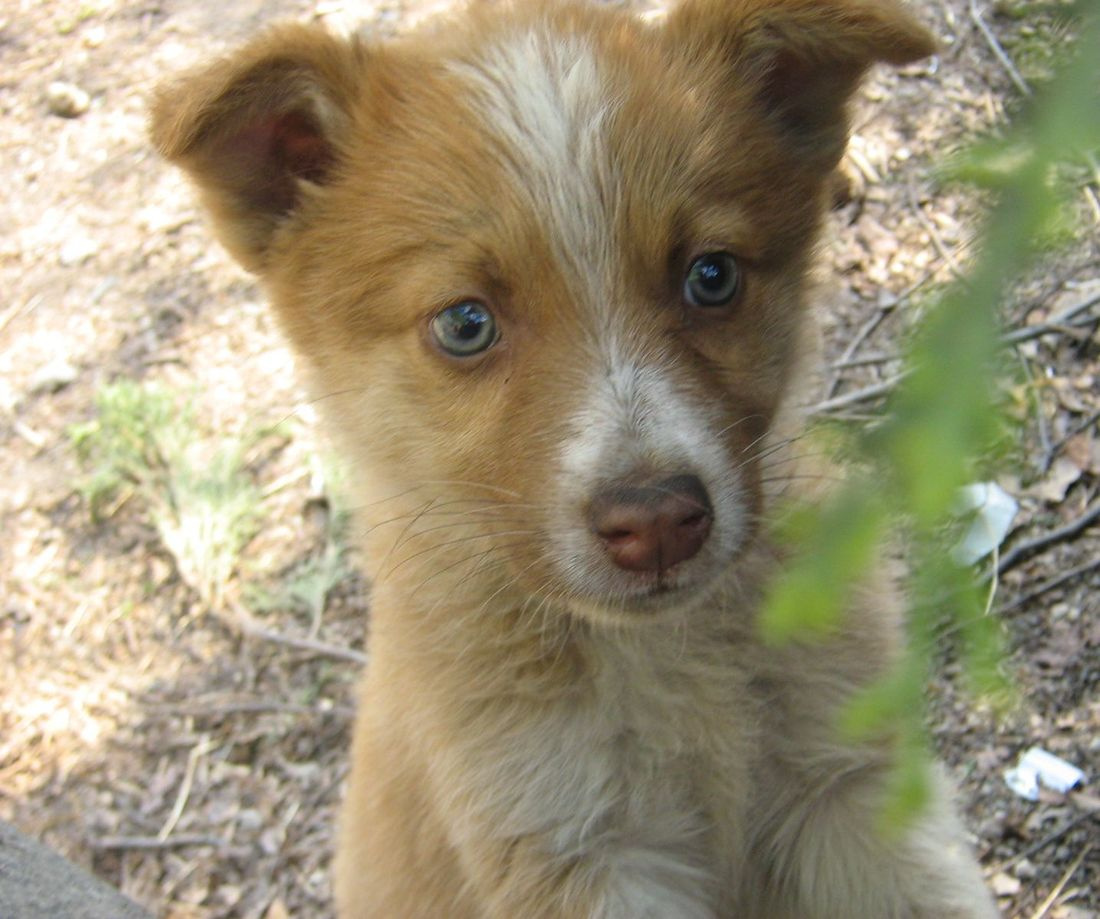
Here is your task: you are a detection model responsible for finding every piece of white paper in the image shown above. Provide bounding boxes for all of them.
[954,481,1019,566]
[1003,746,1087,801]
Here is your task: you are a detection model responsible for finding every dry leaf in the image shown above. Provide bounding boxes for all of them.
[1049,377,1089,414]
[264,899,290,919]
[1029,456,1082,503]
[1063,433,1100,475]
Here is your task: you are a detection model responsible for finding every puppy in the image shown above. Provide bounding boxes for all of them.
[152,1,998,915]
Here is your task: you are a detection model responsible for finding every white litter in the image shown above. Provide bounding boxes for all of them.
[954,481,1019,566]
[1003,747,1087,801]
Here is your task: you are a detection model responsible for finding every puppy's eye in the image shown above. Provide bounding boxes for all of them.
[684,252,741,308]
[430,301,497,357]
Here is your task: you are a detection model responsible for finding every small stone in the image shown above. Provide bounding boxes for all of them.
[1013,858,1037,880]
[59,234,99,266]
[30,357,77,394]
[46,81,90,118]
[82,25,106,48]
[990,872,1021,897]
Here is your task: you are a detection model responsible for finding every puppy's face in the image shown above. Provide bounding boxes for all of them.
[153,0,932,624]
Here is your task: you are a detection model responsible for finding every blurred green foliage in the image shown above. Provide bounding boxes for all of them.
[760,0,1099,826]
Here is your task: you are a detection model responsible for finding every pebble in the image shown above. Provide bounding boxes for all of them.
[1013,858,1037,880]
[30,357,78,394]
[990,872,1021,897]
[59,234,99,266]
[46,81,91,118]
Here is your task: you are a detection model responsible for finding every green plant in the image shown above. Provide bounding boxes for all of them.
[761,0,1099,826]
[248,502,352,637]
[70,380,265,609]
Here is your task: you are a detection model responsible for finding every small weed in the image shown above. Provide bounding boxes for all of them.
[56,3,102,35]
[70,380,268,609]
[248,493,352,637]
[995,1,1079,86]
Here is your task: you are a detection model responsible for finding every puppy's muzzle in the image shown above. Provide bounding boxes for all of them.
[588,474,713,574]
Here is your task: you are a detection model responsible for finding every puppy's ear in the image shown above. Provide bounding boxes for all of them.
[667,0,935,168]
[150,25,366,271]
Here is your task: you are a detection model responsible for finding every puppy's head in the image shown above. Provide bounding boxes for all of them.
[152,0,932,625]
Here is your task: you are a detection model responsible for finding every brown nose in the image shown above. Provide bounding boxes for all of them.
[588,474,713,574]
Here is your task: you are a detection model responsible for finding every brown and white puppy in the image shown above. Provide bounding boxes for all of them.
[152,1,998,916]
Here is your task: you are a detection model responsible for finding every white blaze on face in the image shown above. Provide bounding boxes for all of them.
[452,32,615,295]
[454,30,744,607]
[556,337,747,603]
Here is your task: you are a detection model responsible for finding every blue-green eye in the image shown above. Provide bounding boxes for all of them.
[684,252,741,308]
[430,301,497,357]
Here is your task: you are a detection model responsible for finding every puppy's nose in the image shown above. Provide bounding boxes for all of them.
[589,474,713,573]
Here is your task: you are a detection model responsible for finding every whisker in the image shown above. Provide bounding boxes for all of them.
[382,528,540,581]
[408,541,532,599]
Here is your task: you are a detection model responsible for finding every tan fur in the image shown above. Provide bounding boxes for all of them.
[151,1,997,916]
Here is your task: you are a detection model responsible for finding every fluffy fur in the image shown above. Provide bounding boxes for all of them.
[151,1,998,915]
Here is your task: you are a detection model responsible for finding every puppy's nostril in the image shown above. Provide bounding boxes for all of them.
[589,474,713,574]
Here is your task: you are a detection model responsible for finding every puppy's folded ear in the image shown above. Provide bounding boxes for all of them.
[667,0,935,169]
[150,25,366,270]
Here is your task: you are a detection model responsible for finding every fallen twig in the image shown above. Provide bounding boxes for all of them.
[145,698,356,721]
[1002,289,1100,345]
[997,501,1100,576]
[1048,409,1100,469]
[824,270,938,400]
[1015,347,1053,473]
[1027,844,1092,919]
[969,0,1032,97]
[986,812,1092,875]
[90,833,225,851]
[0,294,41,337]
[227,602,367,665]
[907,184,967,279]
[158,735,214,842]
[830,351,901,371]
[808,373,908,415]
[1001,556,1100,614]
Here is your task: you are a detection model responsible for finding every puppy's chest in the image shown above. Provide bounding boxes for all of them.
[588,634,753,765]
[493,631,758,858]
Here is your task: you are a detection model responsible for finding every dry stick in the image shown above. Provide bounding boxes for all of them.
[826,307,895,399]
[997,500,1100,576]
[90,833,225,851]
[1049,407,1100,460]
[808,373,908,415]
[831,351,900,370]
[158,734,213,842]
[1002,289,1100,345]
[1027,844,1093,919]
[1001,555,1100,613]
[0,294,41,337]
[1015,347,1054,472]
[824,269,938,400]
[969,0,1032,97]
[830,290,1099,372]
[145,699,351,719]
[227,602,366,666]
[987,812,1093,876]
[907,183,968,279]
[816,291,1099,414]
[970,0,1100,221]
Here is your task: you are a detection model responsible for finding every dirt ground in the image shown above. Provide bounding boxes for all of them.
[0,0,1096,917]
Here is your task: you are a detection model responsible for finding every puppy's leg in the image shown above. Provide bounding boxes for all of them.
[754,760,997,918]
[748,618,997,918]
[423,753,720,919]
